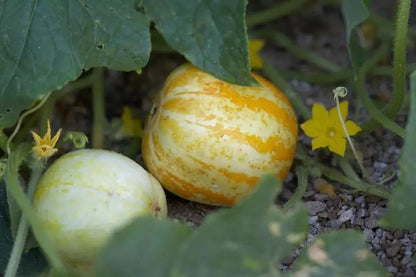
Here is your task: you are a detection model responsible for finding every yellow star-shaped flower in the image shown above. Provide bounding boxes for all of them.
[31,120,62,159]
[249,39,265,69]
[300,101,361,156]
[121,107,143,138]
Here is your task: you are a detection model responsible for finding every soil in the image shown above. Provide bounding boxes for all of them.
[51,1,415,276]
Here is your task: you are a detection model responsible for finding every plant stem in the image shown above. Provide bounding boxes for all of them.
[5,163,44,277]
[276,64,416,85]
[92,67,105,149]
[262,63,311,119]
[337,157,360,182]
[258,30,341,73]
[355,45,405,137]
[5,154,65,273]
[246,0,308,27]
[296,147,390,199]
[284,166,308,212]
[0,131,8,152]
[385,0,411,117]
[318,163,390,199]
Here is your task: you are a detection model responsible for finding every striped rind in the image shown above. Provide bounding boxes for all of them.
[143,64,297,206]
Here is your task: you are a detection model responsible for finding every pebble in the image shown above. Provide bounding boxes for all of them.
[355,195,365,204]
[313,193,329,201]
[338,208,354,223]
[386,242,402,257]
[403,268,416,277]
[364,228,374,241]
[356,208,367,217]
[309,216,318,224]
[305,201,326,215]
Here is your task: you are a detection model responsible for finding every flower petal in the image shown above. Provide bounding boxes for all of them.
[345,120,361,136]
[300,120,324,138]
[328,136,347,156]
[311,136,329,150]
[329,101,348,121]
[249,39,265,69]
[312,103,329,121]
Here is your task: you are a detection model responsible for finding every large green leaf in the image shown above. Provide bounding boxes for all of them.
[0,0,151,128]
[380,71,416,230]
[291,230,388,276]
[341,0,369,72]
[171,175,309,277]
[96,217,191,277]
[142,0,257,86]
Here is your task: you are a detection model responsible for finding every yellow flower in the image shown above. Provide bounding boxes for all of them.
[300,101,361,156]
[122,107,143,138]
[31,120,62,159]
[248,39,265,69]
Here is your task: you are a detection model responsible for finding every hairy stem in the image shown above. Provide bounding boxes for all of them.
[262,63,311,119]
[246,0,307,27]
[5,154,65,273]
[258,30,341,73]
[356,44,406,137]
[386,0,411,117]
[92,68,105,149]
[5,163,44,277]
[284,166,308,212]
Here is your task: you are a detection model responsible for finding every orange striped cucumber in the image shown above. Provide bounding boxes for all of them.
[142,64,297,206]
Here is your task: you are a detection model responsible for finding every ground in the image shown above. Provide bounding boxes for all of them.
[53,1,415,275]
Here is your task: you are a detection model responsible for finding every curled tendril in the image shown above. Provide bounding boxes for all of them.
[333,86,348,100]
[63,132,89,149]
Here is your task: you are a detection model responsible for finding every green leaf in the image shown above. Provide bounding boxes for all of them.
[96,217,192,277]
[292,230,388,277]
[380,71,416,230]
[0,0,151,128]
[341,0,370,72]
[142,0,257,86]
[172,175,309,277]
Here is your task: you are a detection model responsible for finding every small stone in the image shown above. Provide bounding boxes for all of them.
[402,255,413,265]
[317,211,328,218]
[356,208,367,217]
[355,195,365,204]
[314,193,329,201]
[394,230,404,239]
[385,232,393,240]
[309,216,318,224]
[363,228,374,241]
[338,208,354,223]
[375,228,383,238]
[386,242,402,257]
[305,201,326,215]
[387,266,398,274]
[374,161,388,169]
[366,216,380,229]
[392,257,402,268]
[330,219,341,229]
[403,268,416,277]
[352,217,364,226]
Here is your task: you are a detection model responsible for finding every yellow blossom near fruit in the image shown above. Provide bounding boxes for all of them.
[31,120,62,159]
[249,39,265,69]
[300,101,361,156]
[122,107,143,138]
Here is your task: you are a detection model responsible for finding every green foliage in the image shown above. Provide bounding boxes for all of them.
[96,176,385,276]
[0,0,150,129]
[0,0,254,129]
[142,0,257,86]
[96,218,192,277]
[380,71,416,230]
[341,0,369,72]
[292,230,388,276]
